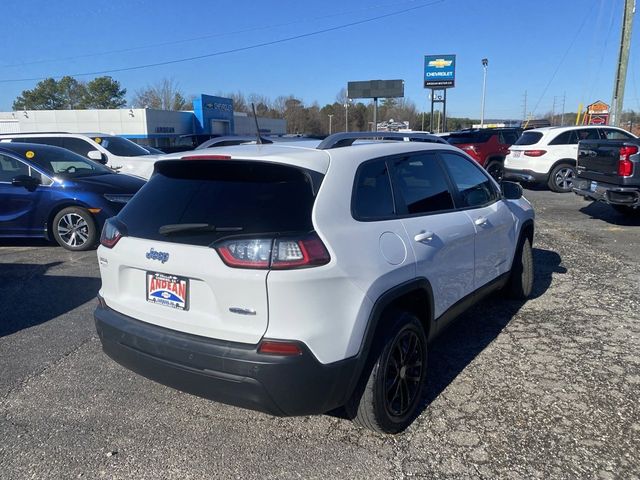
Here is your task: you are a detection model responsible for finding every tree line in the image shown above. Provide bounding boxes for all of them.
[13,76,640,135]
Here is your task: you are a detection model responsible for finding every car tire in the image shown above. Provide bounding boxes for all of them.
[486,159,504,182]
[612,204,640,217]
[506,236,533,299]
[52,207,98,251]
[547,163,576,193]
[352,311,428,434]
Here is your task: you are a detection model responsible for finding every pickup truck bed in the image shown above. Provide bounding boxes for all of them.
[573,138,640,216]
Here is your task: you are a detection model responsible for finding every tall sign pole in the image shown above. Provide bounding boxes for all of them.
[424,55,456,133]
[611,0,636,126]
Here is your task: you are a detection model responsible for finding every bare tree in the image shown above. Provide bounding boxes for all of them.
[132,78,188,110]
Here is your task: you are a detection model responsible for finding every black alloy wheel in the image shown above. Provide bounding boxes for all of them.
[352,312,428,434]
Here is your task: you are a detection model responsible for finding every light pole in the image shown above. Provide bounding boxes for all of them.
[480,58,488,127]
[328,114,334,134]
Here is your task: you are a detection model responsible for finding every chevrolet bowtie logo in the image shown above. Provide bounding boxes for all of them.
[428,59,452,68]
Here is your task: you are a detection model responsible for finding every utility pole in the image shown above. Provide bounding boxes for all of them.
[522,90,528,123]
[561,92,566,126]
[328,114,334,134]
[344,101,349,132]
[551,96,557,126]
[611,0,636,126]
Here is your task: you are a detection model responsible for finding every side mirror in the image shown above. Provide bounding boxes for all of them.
[87,150,108,164]
[12,174,41,191]
[501,181,523,200]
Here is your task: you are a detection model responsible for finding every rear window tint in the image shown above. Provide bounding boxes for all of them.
[118,161,321,246]
[447,132,493,144]
[352,159,395,220]
[515,132,543,145]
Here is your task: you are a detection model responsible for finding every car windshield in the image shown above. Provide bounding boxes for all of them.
[94,136,150,157]
[10,144,113,178]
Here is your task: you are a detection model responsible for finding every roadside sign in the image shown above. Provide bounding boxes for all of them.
[583,100,610,125]
[347,80,404,99]
[424,54,456,88]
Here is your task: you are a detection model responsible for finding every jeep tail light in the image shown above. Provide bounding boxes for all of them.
[100,218,122,249]
[258,340,303,356]
[618,145,638,176]
[524,150,547,157]
[215,232,330,270]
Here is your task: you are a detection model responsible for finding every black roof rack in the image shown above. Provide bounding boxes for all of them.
[316,132,447,150]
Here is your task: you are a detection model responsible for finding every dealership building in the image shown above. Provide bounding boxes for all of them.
[0,94,286,148]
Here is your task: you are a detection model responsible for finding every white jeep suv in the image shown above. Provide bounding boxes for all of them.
[94,132,535,433]
[0,132,159,179]
[504,125,637,192]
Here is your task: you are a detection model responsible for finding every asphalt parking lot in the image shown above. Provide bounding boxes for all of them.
[1,189,638,479]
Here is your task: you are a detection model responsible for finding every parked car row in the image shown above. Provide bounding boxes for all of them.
[2,124,635,435]
[439,125,639,216]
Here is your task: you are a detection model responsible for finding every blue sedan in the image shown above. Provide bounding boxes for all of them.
[0,143,145,251]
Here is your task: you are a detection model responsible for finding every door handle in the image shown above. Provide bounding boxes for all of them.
[474,216,488,227]
[414,231,434,243]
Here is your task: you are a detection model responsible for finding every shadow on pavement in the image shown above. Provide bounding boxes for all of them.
[0,238,55,248]
[331,247,565,426]
[423,247,565,408]
[579,201,640,226]
[0,262,100,337]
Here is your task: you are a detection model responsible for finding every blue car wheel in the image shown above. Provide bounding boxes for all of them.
[52,206,98,251]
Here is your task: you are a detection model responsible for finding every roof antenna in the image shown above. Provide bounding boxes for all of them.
[251,103,263,145]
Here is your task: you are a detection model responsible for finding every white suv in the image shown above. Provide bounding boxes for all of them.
[0,132,159,179]
[94,133,535,433]
[504,125,637,192]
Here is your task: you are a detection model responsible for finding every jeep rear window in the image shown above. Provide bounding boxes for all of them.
[118,160,321,246]
[514,132,543,145]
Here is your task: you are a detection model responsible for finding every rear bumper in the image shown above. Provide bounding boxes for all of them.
[503,168,547,184]
[572,179,640,206]
[94,303,358,416]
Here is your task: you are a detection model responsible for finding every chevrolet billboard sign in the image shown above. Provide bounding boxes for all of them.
[424,54,456,88]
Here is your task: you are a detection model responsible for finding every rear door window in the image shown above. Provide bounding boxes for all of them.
[549,131,576,145]
[119,161,322,246]
[391,153,454,215]
[575,129,600,142]
[352,158,395,220]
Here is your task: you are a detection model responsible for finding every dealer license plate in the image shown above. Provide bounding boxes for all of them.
[512,150,521,158]
[146,272,189,310]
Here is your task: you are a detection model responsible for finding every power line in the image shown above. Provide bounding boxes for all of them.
[0,0,445,83]
[0,0,431,70]
[529,5,594,117]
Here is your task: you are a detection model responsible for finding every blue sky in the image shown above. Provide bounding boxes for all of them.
[1,0,638,120]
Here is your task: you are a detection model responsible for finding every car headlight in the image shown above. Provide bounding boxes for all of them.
[104,194,134,204]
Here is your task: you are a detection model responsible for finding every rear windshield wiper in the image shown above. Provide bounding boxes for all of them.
[158,223,243,235]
